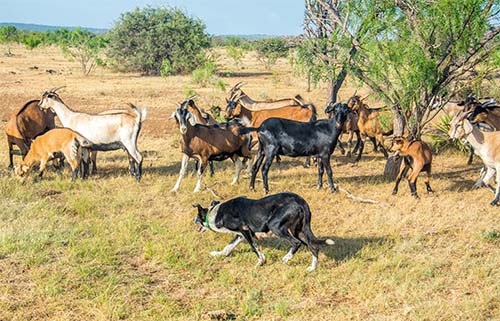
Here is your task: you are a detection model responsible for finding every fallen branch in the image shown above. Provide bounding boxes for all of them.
[337,185,390,207]
[204,183,224,200]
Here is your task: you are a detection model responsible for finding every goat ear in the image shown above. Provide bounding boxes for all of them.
[187,112,197,126]
[463,119,473,134]
[169,111,176,120]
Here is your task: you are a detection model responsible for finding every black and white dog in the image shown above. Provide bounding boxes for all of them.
[193,192,334,272]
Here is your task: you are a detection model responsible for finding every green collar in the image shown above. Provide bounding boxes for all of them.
[205,212,213,232]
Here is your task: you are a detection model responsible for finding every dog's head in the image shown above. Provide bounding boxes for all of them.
[193,200,220,232]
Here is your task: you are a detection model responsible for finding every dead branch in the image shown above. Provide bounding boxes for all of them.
[204,183,224,200]
[337,185,390,207]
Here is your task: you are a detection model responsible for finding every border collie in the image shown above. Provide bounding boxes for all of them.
[193,192,334,272]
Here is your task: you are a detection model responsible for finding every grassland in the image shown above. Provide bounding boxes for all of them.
[0,45,499,321]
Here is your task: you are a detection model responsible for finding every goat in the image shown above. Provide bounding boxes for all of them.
[14,128,90,180]
[449,111,500,206]
[239,102,349,194]
[226,98,317,168]
[5,99,57,169]
[38,88,147,181]
[170,107,252,192]
[228,81,304,110]
[390,137,433,198]
[347,95,393,161]
[325,101,378,157]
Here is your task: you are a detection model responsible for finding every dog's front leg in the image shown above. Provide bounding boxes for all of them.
[210,235,243,257]
[241,230,266,266]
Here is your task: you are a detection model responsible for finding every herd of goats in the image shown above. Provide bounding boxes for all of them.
[4,83,500,207]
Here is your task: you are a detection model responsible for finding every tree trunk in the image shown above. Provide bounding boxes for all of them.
[328,66,347,104]
[384,103,405,181]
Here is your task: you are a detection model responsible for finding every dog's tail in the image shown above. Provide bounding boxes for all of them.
[302,203,335,247]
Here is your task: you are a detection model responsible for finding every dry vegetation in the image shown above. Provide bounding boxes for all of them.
[1,45,500,321]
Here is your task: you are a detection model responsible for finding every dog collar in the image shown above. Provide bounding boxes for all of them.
[205,212,213,232]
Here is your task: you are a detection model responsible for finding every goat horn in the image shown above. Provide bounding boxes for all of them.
[52,86,66,93]
[361,93,370,101]
[186,94,198,101]
[232,81,244,91]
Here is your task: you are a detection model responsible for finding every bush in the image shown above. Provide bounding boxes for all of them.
[254,38,289,70]
[107,6,211,75]
[0,25,20,55]
[21,31,46,50]
[429,114,469,153]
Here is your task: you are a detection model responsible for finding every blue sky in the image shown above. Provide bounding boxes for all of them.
[0,0,304,35]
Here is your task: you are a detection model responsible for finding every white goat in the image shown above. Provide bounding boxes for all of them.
[449,111,500,205]
[38,88,147,181]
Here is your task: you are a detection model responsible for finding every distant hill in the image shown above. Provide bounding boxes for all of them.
[0,22,108,34]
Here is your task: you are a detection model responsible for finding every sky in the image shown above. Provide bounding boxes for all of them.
[0,0,304,35]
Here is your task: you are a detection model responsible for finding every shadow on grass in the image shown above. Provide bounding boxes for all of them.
[218,71,273,78]
[257,235,389,262]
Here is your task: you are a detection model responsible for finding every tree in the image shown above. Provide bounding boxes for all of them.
[55,28,107,75]
[107,6,211,75]
[254,38,289,70]
[0,26,20,56]
[21,31,46,50]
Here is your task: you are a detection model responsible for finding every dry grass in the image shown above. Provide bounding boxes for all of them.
[1,45,500,321]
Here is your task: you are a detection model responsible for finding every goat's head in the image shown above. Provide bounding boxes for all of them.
[448,111,474,140]
[225,98,242,120]
[331,102,349,128]
[228,82,244,98]
[170,107,197,134]
[390,136,409,153]
[347,95,362,111]
[39,87,65,110]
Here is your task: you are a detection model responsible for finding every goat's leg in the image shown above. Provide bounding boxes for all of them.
[194,159,207,193]
[480,167,496,192]
[171,154,189,192]
[88,151,97,175]
[250,148,265,191]
[355,134,366,162]
[231,156,243,185]
[261,150,276,194]
[37,158,48,181]
[467,145,474,166]
[490,166,500,206]
[346,131,354,158]
[317,157,324,189]
[376,134,388,158]
[337,136,346,155]
[322,154,336,192]
[424,164,433,194]
[407,164,423,198]
[370,136,378,152]
[123,142,143,181]
[8,141,15,170]
[352,130,361,155]
[209,161,215,177]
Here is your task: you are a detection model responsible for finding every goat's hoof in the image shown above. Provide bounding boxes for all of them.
[412,193,420,199]
[317,185,322,190]
[257,254,266,266]
[490,200,499,206]
[392,190,398,195]
[170,188,179,193]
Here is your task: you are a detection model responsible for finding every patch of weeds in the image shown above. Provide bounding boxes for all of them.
[482,230,500,242]
[243,289,263,318]
[274,300,291,318]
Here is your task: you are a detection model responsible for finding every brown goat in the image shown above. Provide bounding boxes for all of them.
[15,128,91,180]
[181,99,218,125]
[170,107,252,193]
[390,137,433,198]
[5,99,57,169]
[348,95,393,161]
[227,82,304,110]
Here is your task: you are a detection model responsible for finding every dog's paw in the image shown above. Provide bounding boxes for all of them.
[257,253,266,266]
[282,253,293,264]
[210,251,223,257]
[306,265,317,273]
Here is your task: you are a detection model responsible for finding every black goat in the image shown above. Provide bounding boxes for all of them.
[239,102,350,193]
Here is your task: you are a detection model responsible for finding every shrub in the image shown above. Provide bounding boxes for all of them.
[107,6,211,75]
[429,114,469,153]
[254,37,289,70]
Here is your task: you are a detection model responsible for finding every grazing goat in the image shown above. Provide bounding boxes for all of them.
[449,111,500,205]
[15,128,90,180]
[38,88,147,181]
[228,82,304,110]
[5,99,57,169]
[170,107,252,192]
[347,95,393,161]
[240,102,349,194]
[390,137,433,198]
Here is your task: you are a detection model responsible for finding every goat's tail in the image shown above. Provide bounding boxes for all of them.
[129,103,148,123]
[307,103,317,122]
[301,202,335,248]
[238,126,260,136]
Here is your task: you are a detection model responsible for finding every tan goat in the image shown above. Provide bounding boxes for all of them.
[15,128,91,180]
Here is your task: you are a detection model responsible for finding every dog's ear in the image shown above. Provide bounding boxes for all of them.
[192,203,205,212]
[210,200,220,207]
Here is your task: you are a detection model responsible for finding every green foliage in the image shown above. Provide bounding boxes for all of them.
[254,37,289,69]
[429,114,468,153]
[226,45,244,67]
[0,25,20,55]
[20,31,46,50]
[482,230,500,242]
[378,112,394,132]
[55,28,108,75]
[108,6,211,75]
[192,60,218,87]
